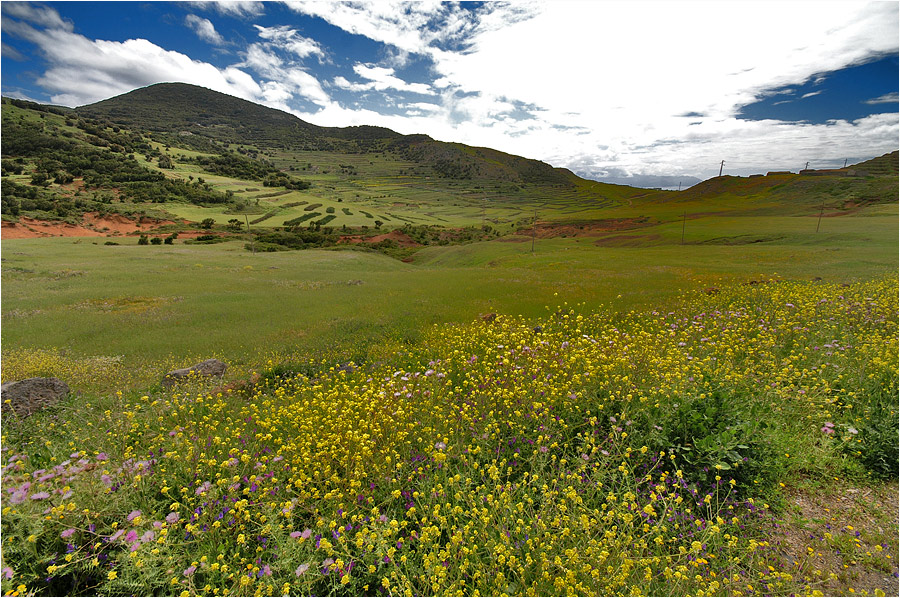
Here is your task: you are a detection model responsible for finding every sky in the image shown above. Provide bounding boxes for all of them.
[2,1,898,188]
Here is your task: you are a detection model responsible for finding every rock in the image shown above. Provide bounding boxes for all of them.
[704,287,720,295]
[480,312,497,323]
[162,359,227,388]
[1,377,70,418]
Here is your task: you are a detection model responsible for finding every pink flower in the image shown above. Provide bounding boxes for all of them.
[60,528,76,538]
[295,564,309,576]
[124,530,138,543]
[184,566,196,577]
[301,528,312,539]
[30,492,50,500]
[165,512,179,524]
[127,510,142,522]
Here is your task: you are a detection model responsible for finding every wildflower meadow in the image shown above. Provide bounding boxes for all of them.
[2,275,897,596]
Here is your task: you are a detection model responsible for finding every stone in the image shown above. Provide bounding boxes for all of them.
[1,377,70,418]
[162,359,227,388]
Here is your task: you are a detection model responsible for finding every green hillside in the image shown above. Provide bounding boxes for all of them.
[74,83,628,190]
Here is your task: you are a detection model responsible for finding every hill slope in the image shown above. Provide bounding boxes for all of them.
[75,83,603,189]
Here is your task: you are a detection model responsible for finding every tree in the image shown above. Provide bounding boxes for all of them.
[200,218,215,229]
[227,218,243,232]
[158,154,173,169]
[374,220,383,229]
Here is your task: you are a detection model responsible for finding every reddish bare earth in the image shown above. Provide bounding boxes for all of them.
[1,213,178,239]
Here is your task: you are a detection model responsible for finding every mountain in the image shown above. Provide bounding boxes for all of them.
[75,83,586,187]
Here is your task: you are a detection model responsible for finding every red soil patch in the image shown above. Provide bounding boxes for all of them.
[339,230,421,247]
[517,218,654,239]
[1,212,176,239]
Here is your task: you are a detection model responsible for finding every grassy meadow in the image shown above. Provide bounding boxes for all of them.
[2,196,899,597]
[1,97,898,596]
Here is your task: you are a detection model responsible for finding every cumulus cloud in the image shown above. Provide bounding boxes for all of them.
[185,14,225,46]
[296,1,897,179]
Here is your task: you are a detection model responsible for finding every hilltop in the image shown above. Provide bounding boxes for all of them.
[75,83,589,188]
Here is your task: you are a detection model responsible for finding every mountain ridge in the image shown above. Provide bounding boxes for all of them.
[74,82,587,188]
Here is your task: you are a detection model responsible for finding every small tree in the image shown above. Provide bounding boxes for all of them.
[200,218,215,229]
[150,237,162,245]
[227,219,243,232]
[374,220,383,229]
[137,234,149,245]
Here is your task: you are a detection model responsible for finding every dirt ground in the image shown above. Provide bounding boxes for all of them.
[776,480,899,596]
[1,212,180,239]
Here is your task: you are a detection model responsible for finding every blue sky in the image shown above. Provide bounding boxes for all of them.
[2,1,898,187]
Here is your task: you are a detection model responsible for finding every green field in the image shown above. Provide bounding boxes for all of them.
[1,91,897,598]
[3,201,896,372]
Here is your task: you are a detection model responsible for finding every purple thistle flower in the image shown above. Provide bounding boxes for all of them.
[127,510,142,522]
[60,528,76,539]
[295,564,309,576]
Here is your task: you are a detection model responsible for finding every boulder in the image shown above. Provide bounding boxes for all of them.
[1,377,70,418]
[162,359,227,388]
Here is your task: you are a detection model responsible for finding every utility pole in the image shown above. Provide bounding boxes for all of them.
[678,181,682,192]
[681,211,686,245]
[804,161,809,171]
[531,208,537,254]
[843,158,848,168]
[816,201,824,233]
[718,160,725,177]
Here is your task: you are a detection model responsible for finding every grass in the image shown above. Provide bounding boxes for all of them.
[2,199,896,372]
[1,275,896,596]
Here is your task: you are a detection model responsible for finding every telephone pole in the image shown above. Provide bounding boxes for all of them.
[843,158,848,168]
[804,161,809,171]
[718,160,725,177]
[816,201,824,233]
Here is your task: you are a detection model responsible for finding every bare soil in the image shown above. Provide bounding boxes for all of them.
[776,480,899,596]
[1,212,177,239]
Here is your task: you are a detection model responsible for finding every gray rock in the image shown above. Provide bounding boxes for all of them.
[162,359,227,388]
[1,377,70,418]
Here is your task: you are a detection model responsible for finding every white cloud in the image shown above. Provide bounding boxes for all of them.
[801,91,823,99]
[254,24,324,60]
[1,2,73,31]
[188,1,265,18]
[297,1,897,179]
[347,64,432,94]
[865,91,899,105]
[185,14,225,46]
[283,0,483,56]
